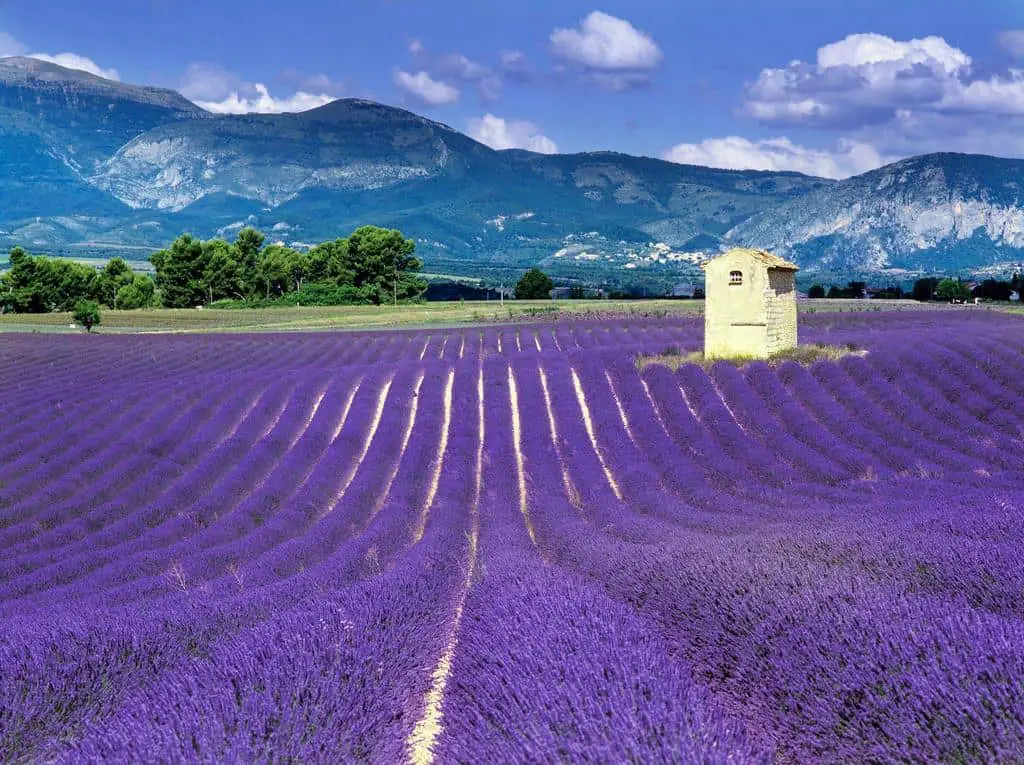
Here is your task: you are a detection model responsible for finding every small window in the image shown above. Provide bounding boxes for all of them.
[729,270,743,285]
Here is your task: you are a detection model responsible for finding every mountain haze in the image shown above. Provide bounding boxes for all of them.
[1,57,1022,280]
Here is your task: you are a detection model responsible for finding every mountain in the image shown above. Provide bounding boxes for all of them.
[0,56,201,236]
[728,153,1024,274]
[1,56,1023,281]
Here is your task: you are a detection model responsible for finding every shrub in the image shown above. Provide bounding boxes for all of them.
[72,300,101,332]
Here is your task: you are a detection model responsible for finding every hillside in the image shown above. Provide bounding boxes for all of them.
[2,56,1023,279]
[728,153,1024,273]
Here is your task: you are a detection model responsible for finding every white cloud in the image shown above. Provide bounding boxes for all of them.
[437,53,501,100]
[5,51,120,80]
[467,114,558,154]
[999,30,1024,58]
[441,53,489,82]
[0,32,119,80]
[501,50,528,69]
[663,136,895,179]
[409,39,425,56]
[179,62,336,114]
[0,32,27,57]
[552,11,663,83]
[179,62,241,102]
[815,33,969,74]
[500,49,538,83]
[194,84,333,114]
[393,69,460,105]
[744,32,1024,128]
[739,32,1024,163]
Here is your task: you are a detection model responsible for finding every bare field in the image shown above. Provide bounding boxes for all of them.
[0,298,997,334]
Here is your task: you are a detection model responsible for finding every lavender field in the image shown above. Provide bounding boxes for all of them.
[2,311,1024,764]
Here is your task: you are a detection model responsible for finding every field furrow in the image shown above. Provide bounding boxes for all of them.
[2,310,1023,762]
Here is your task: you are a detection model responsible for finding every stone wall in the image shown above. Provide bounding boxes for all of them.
[764,268,797,354]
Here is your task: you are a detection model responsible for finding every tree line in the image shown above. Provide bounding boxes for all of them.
[0,249,154,313]
[0,225,426,313]
[806,275,1023,302]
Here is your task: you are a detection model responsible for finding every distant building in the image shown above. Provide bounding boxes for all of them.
[702,247,799,360]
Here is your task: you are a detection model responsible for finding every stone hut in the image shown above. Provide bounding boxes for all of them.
[702,247,799,359]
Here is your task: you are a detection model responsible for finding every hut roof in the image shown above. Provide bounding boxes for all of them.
[701,247,799,272]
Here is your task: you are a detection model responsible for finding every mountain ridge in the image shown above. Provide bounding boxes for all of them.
[1,56,1022,280]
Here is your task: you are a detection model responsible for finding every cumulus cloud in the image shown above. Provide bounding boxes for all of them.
[743,32,1024,128]
[179,62,241,102]
[1,31,119,80]
[436,53,501,100]
[0,31,27,57]
[815,33,969,73]
[665,33,1024,178]
[663,135,896,179]
[180,62,335,113]
[0,35,121,80]
[26,52,119,80]
[467,114,558,154]
[393,69,460,105]
[998,30,1024,58]
[550,11,662,89]
[401,40,501,101]
[736,31,1024,162]
[551,11,662,70]
[195,85,333,114]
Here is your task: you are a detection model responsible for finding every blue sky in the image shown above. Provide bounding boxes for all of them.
[2,0,1024,177]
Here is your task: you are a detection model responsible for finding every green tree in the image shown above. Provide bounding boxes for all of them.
[807,284,826,299]
[72,300,101,332]
[201,239,245,303]
[568,285,587,299]
[515,268,554,300]
[256,244,308,298]
[151,234,208,308]
[874,284,903,299]
[115,274,157,309]
[343,226,425,304]
[912,277,939,302]
[936,278,971,302]
[97,257,135,308]
[234,227,266,297]
[0,247,99,312]
[306,239,353,285]
[847,281,866,299]
[1,247,43,312]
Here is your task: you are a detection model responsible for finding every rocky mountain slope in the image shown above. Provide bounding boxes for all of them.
[728,153,1024,273]
[2,56,1022,279]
